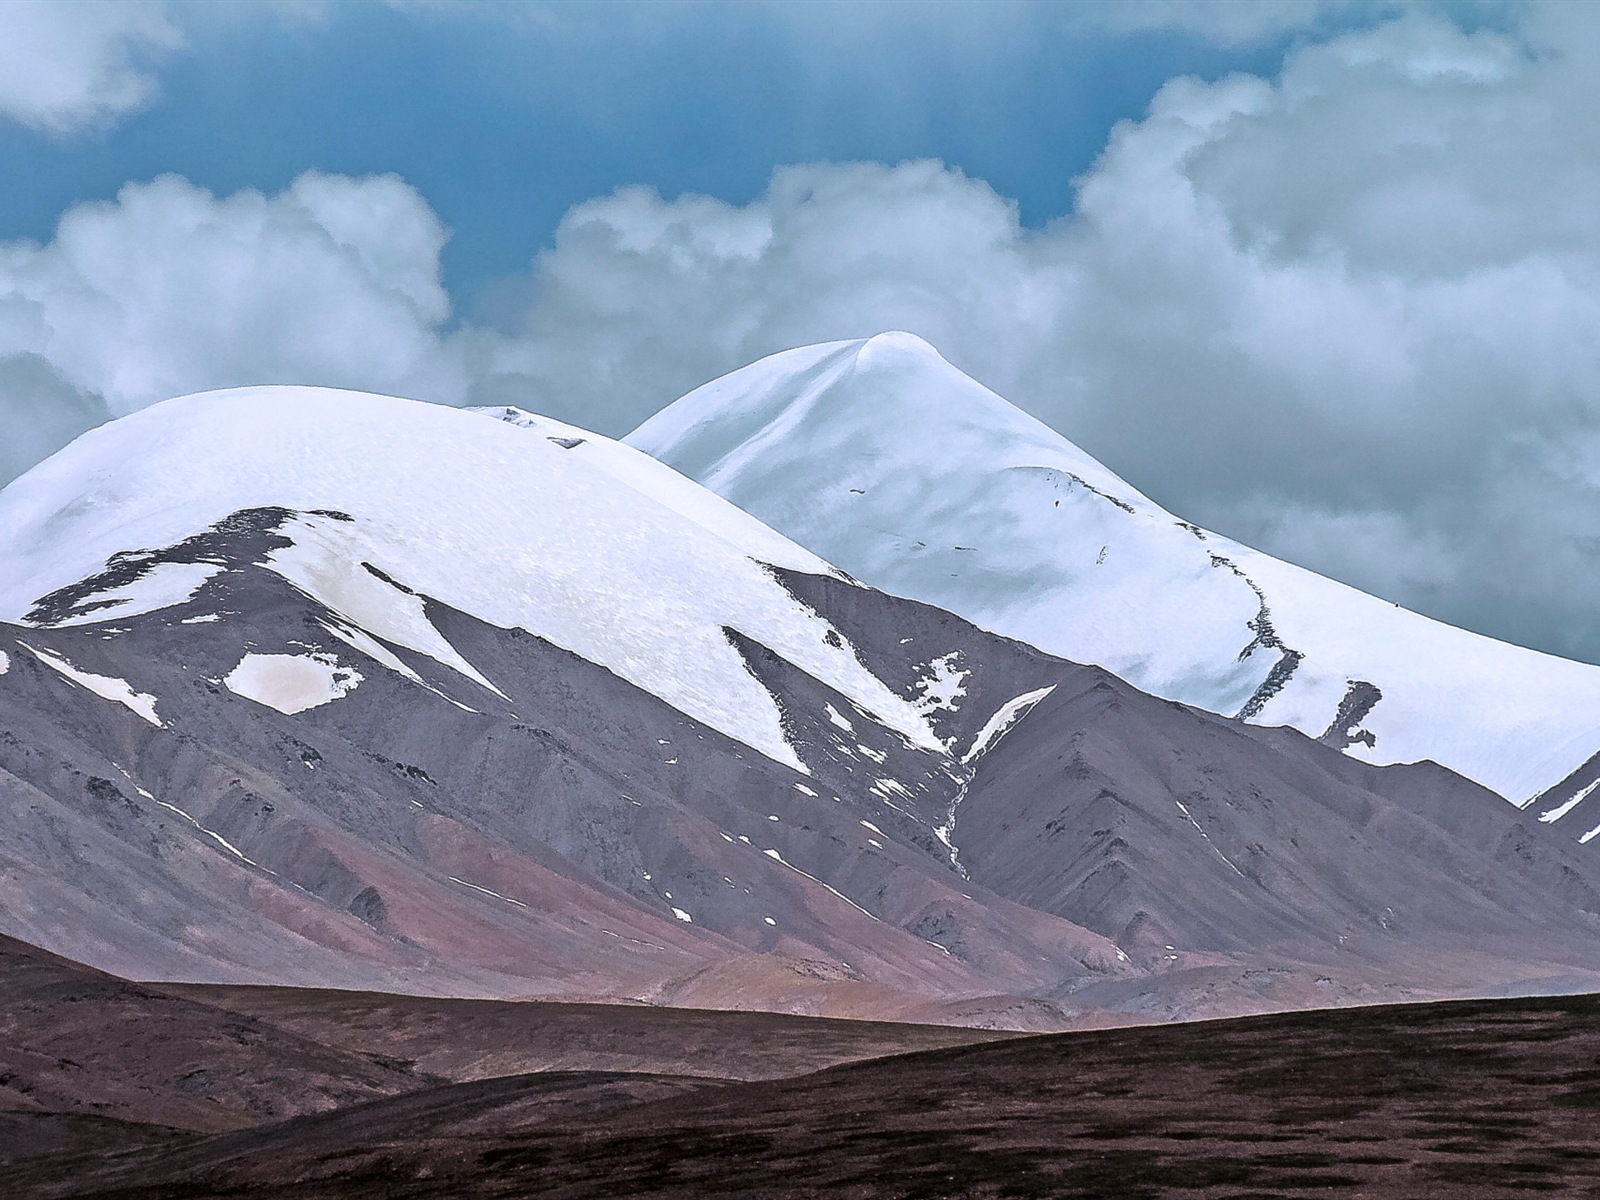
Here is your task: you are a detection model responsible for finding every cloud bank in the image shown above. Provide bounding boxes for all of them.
[0,171,466,472]
[6,8,1600,663]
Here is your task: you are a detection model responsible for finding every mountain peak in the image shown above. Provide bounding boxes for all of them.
[630,344,1600,807]
[629,335,1121,506]
[0,385,946,774]
[855,329,943,361]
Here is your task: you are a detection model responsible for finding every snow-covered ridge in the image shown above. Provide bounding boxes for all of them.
[0,386,942,772]
[628,332,1600,806]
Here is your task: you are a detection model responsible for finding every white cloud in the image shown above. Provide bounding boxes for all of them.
[0,0,181,134]
[0,353,109,489]
[0,172,465,483]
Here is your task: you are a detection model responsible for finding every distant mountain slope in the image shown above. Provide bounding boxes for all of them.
[628,332,1600,814]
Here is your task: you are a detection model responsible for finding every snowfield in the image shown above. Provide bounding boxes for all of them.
[0,386,944,773]
[629,332,1600,806]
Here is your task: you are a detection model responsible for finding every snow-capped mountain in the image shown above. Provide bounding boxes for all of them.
[7,384,1600,1025]
[0,387,1123,1015]
[0,388,945,775]
[628,332,1600,820]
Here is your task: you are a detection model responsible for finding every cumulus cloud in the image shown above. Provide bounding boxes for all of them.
[0,171,466,483]
[0,0,182,134]
[0,354,109,488]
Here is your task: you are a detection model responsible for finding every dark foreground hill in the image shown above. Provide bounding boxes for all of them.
[7,931,1600,1199]
[0,932,1010,1180]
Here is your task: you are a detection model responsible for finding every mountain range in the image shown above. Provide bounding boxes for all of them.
[3,338,1600,1034]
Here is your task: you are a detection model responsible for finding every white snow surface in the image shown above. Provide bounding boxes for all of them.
[0,386,942,773]
[43,561,224,626]
[964,685,1059,764]
[911,651,968,720]
[224,652,364,715]
[22,643,162,727]
[1539,778,1600,824]
[629,332,1600,804]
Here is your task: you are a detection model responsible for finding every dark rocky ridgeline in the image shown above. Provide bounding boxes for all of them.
[4,507,1600,1028]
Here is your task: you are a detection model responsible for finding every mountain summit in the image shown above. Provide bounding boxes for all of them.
[629,333,1600,815]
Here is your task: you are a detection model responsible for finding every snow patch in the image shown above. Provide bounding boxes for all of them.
[149,795,256,864]
[872,777,915,801]
[911,652,968,718]
[22,643,162,726]
[449,876,529,908]
[825,703,854,732]
[762,848,880,922]
[40,561,223,627]
[224,652,363,715]
[794,782,818,796]
[671,907,693,922]
[317,620,480,713]
[963,685,1057,763]
[1540,778,1600,824]
[264,514,508,700]
[1174,798,1248,879]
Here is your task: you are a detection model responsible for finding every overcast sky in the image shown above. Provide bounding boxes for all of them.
[7,0,1600,664]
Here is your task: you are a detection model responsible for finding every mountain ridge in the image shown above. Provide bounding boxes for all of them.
[629,331,1600,814]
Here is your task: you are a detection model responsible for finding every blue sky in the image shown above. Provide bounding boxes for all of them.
[8,0,1600,665]
[2,2,1308,311]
